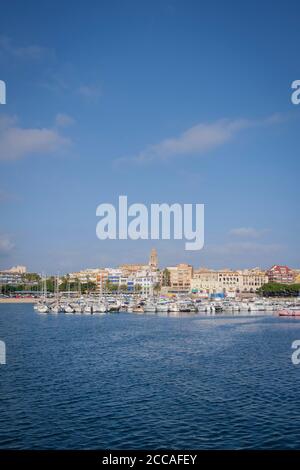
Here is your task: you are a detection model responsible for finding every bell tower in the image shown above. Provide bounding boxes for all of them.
[149,248,158,270]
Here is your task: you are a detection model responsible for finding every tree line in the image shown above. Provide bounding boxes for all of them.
[257,282,300,297]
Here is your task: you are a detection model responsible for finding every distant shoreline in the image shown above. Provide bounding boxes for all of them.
[0,298,37,304]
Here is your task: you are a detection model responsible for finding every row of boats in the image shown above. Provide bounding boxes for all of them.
[34,296,300,316]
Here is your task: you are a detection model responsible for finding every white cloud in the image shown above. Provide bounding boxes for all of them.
[55,113,75,128]
[0,115,71,161]
[0,36,53,60]
[116,114,283,165]
[78,84,102,100]
[229,227,269,238]
[205,242,282,256]
[0,234,14,256]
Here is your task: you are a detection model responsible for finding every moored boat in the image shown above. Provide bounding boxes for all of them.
[278,309,300,317]
[36,303,49,314]
[132,305,144,314]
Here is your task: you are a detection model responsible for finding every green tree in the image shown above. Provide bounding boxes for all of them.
[23,273,41,283]
[119,284,128,293]
[162,269,170,287]
[82,281,97,294]
[46,276,55,293]
[105,281,118,293]
[153,283,161,294]
[257,282,300,297]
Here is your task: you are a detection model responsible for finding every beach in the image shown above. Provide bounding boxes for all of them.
[0,298,37,304]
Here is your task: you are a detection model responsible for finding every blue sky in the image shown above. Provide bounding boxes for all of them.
[0,0,299,273]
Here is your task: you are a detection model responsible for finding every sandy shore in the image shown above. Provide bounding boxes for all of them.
[0,298,37,304]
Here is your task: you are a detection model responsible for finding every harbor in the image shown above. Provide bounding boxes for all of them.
[2,253,300,317]
[33,293,300,316]
[1,302,300,450]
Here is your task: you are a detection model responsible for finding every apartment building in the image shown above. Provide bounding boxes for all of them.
[68,268,102,284]
[191,268,268,294]
[266,265,295,284]
[166,263,194,293]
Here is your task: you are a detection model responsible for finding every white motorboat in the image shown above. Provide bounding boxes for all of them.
[168,302,179,313]
[156,301,169,312]
[36,303,49,314]
[251,301,266,311]
[92,302,107,314]
[107,301,121,312]
[144,302,157,313]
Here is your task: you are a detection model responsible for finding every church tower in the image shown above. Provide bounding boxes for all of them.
[149,248,158,270]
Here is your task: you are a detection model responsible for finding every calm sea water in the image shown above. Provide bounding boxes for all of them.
[0,303,300,449]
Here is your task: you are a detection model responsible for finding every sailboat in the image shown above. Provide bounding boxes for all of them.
[50,275,63,313]
[36,274,49,314]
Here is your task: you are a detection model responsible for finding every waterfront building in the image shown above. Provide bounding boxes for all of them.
[68,268,102,284]
[120,248,158,277]
[0,271,24,286]
[240,269,268,291]
[119,263,149,277]
[106,268,122,286]
[294,271,300,284]
[191,268,268,295]
[267,265,295,284]
[166,263,193,293]
[133,269,160,295]
[191,269,220,294]
[96,269,109,292]
[1,265,27,274]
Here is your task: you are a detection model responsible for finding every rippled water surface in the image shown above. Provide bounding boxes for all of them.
[1,304,300,449]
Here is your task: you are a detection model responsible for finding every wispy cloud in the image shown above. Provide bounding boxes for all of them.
[0,36,54,61]
[78,84,102,101]
[206,242,282,256]
[0,115,71,161]
[55,113,75,128]
[229,227,269,239]
[116,114,284,165]
[0,234,14,257]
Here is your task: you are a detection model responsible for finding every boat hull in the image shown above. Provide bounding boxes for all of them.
[278,309,300,317]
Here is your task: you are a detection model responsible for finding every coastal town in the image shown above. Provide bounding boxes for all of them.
[0,249,299,315]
